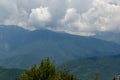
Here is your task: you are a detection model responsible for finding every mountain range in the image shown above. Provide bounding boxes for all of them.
[0,25,120,80]
[0,25,120,69]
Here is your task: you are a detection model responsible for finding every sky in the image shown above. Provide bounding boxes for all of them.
[0,0,120,36]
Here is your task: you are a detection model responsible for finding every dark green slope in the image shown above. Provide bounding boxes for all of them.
[0,67,24,80]
[62,55,120,80]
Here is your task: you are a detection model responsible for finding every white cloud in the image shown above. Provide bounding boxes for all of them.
[0,0,29,29]
[57,0,120,36]
[68,0,92,13]
[61,8,79,24]
[81,0,120,32]
[0,0,120,36]
[60,8,95,36]
[29,7,51,27]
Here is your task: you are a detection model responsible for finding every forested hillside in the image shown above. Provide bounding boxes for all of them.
[0,25,120,68]
[62,55,120,80]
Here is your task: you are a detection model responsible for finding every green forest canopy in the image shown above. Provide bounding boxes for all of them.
[18,58,78,80]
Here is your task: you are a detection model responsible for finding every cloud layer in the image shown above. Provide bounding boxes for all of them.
[29,7,51,28]
[0,0,120,36]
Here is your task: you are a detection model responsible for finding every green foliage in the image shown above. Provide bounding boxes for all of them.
[19,58,77,80]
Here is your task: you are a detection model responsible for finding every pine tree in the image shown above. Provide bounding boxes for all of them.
[18,58,77,80]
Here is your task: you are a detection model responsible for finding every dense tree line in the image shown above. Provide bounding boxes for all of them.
[18,58,77,80]
[18,58,112,80]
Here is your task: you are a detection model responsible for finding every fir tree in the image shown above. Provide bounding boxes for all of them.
[18,58,77,80]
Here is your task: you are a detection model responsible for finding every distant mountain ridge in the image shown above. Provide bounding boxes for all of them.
[0,25,30,59]
[62,55,120,80]
[94,32,120,44]
[0,25,120,68]
[0,67,23,80]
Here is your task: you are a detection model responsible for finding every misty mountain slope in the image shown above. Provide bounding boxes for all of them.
[0,67,24,80]
[0,26,120,68]
[62,55,120,80]
[0,25,31,59]
[94,32,120,44]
